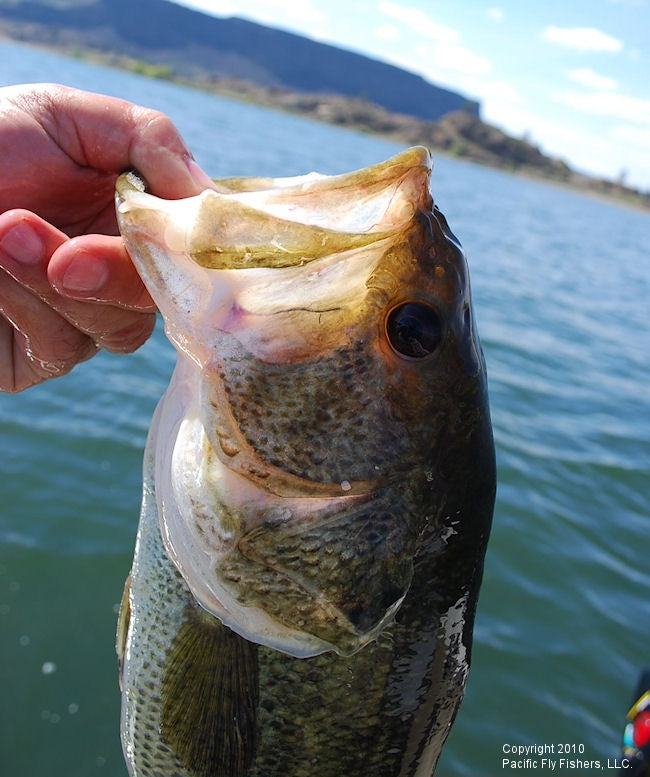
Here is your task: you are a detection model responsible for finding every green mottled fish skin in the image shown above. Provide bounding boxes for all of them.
[116,152,496,776]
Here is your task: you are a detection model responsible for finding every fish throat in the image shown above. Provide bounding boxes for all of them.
[163,334,419,657]
[212,341,409,484]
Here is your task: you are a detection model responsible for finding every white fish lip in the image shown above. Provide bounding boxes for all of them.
[116,148,433,657]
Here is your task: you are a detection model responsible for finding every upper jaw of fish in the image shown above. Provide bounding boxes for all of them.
[116,148,446,657]
[115,147,432,364]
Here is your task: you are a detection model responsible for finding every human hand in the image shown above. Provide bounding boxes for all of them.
[0,83,213,392]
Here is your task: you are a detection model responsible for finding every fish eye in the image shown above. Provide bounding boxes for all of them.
[385,302,444,359]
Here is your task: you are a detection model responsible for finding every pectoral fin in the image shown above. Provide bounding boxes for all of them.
[116,575,131,693]
[161,605,260,776]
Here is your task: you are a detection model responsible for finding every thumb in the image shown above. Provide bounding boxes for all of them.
[49,84,215,198]
[128,107,216,197]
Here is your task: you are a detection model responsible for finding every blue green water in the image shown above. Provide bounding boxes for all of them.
[1,41,649,777]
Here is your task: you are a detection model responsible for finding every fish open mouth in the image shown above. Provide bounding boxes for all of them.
[114,147,432,363]
[116,148,433,656]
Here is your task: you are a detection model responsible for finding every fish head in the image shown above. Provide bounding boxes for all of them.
[116,147,494,657]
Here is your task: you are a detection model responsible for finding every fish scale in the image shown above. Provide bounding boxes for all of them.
[214,346,406,483]
[122,434,477,776]
[120,410,485,776]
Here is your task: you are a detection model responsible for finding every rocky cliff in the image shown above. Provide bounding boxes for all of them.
[0,0,479,121]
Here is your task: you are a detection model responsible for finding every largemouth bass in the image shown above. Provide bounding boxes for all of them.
[115,146,495,777]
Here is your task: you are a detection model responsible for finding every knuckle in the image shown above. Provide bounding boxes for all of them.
[96,313,156,353]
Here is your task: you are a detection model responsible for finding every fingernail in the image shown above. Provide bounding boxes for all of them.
[185,156,216,190]
[60,254,110,293]
[0,222,45,265]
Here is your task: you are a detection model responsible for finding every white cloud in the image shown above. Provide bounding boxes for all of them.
[568,67,618,90]
[480,103,550,146]
[487,7,504,21]
[545,87,650,186]
[599,127,650,188]
[542,26,623,53]
[378,1,459,42]
[179,0,238,15]
[375,23,401,41]
[554,90,650,126]
[432,43,492,77]
[178,0,326,27]
[611,124,650,147]
[480,105,649,187]
[385,45,491,95]
[377,1,491,88]
[607,130,650,188]
[477,80,522,106]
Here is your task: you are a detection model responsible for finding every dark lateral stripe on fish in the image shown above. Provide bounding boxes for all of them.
[161,605,260,776]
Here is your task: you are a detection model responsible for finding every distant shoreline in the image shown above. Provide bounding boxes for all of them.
[3,34,649,212]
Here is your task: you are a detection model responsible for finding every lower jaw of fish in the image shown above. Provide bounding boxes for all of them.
[157,397,413,658]
[212,550,410,657]
[163,528,410,658]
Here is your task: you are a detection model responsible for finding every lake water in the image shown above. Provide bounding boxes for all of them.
[1,40,649,777]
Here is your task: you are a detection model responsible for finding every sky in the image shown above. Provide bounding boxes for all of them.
[169,0,650,191]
